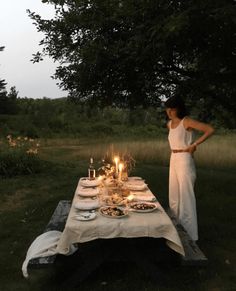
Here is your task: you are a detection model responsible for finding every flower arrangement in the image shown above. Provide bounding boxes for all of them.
[98,151,136,178]
[98,155,116,177]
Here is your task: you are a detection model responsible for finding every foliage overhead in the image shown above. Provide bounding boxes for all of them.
[28,0,236,112]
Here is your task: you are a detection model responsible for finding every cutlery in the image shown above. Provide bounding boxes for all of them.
[73,213,91,219]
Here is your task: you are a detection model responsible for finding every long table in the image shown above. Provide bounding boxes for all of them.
[56,178,184,257]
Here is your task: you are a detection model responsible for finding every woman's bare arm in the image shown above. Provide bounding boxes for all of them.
[184,117,215,153]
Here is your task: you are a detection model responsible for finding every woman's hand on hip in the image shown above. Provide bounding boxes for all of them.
[186,144,197,154]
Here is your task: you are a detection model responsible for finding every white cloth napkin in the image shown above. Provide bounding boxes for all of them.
[22,230,77,278]
[74,198,100,210]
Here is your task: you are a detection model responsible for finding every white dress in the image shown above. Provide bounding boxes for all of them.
[168,118,198,241]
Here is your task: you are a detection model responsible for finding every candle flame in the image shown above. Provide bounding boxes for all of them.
[114,156,119,163]
[118,163,124,172]
[127,194,134,201]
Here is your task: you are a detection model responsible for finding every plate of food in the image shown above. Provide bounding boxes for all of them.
[99,206,128,219]
[103,193,126,206]
[129,202,158,213]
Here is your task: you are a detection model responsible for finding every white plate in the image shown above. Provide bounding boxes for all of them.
[128,177,143,181]
[99,206,129,219]
[132,195,157,202]
[74,199,100,210]
[73,212,96,221]
[76,187,99,197]
[80,178,101,187]
[129,202,158,213]
[125,183,148,191]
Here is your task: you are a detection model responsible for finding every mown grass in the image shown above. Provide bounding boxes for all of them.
[0,134,235,291]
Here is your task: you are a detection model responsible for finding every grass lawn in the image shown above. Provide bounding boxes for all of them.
[0,138,235,291]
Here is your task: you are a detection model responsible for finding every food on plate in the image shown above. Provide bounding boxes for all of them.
[104,178,118,187]
[130,202,156,211]
[121,188,130,197]
[103,193,126,205]
[100,206,127,217]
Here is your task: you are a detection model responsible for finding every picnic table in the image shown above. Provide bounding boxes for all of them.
[28,176,207,285]
[56,177,185,257]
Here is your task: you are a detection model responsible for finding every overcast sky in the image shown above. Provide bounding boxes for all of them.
[0,0,68,99]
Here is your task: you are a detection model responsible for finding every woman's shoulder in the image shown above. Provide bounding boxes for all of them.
[166,120,171,129]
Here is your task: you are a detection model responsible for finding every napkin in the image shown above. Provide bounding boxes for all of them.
[74,198,100,210]
[76,187,99,197]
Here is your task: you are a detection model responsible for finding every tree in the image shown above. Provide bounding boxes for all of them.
[7,86,18,100]
[0,47,19,114]
[0,46,7,94]
[0,46,9,114]
[28,0,236,115]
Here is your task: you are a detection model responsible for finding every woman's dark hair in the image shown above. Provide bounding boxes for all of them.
[164,95,188,119]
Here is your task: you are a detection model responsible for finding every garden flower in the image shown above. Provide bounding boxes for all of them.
[10,141,17,147]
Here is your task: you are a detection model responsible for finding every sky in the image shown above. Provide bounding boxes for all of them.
[0,0,68,99]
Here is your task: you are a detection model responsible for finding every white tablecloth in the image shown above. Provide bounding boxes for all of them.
[56,178,185,256]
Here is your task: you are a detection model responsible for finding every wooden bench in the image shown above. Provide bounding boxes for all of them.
[29,200,208,269]
[167,209,208,266]
[28,200,71,267]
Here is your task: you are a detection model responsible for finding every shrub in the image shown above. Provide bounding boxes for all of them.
[0,135,43,177]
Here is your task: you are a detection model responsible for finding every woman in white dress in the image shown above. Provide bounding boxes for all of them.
[165,96,214,241]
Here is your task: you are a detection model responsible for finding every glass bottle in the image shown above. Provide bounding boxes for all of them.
[88,157,96,180]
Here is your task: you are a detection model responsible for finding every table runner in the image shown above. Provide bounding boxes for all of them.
[56,179,185,256]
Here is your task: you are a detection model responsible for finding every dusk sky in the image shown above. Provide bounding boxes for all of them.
[0,0,68,99]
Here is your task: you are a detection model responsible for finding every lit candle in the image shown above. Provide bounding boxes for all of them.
[118,163,123,180]
[114,156,119,174]
[127,194,134,202]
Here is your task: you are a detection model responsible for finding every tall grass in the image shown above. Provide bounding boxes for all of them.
[39,133,236,169]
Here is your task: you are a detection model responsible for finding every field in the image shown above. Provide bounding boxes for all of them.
[0,134,235,291]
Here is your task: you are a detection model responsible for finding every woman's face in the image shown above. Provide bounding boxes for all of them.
[165,108,177,119]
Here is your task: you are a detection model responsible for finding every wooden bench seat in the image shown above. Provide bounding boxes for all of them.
[28,200,71,267]
[167,209,208,266]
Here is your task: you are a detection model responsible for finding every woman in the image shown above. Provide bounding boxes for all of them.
[165,96,214,241]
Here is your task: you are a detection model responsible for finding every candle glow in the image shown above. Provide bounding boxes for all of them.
[127,194,134,201]
[114,156,119,174]
[118,163,123,172]
[118,163,124,180]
